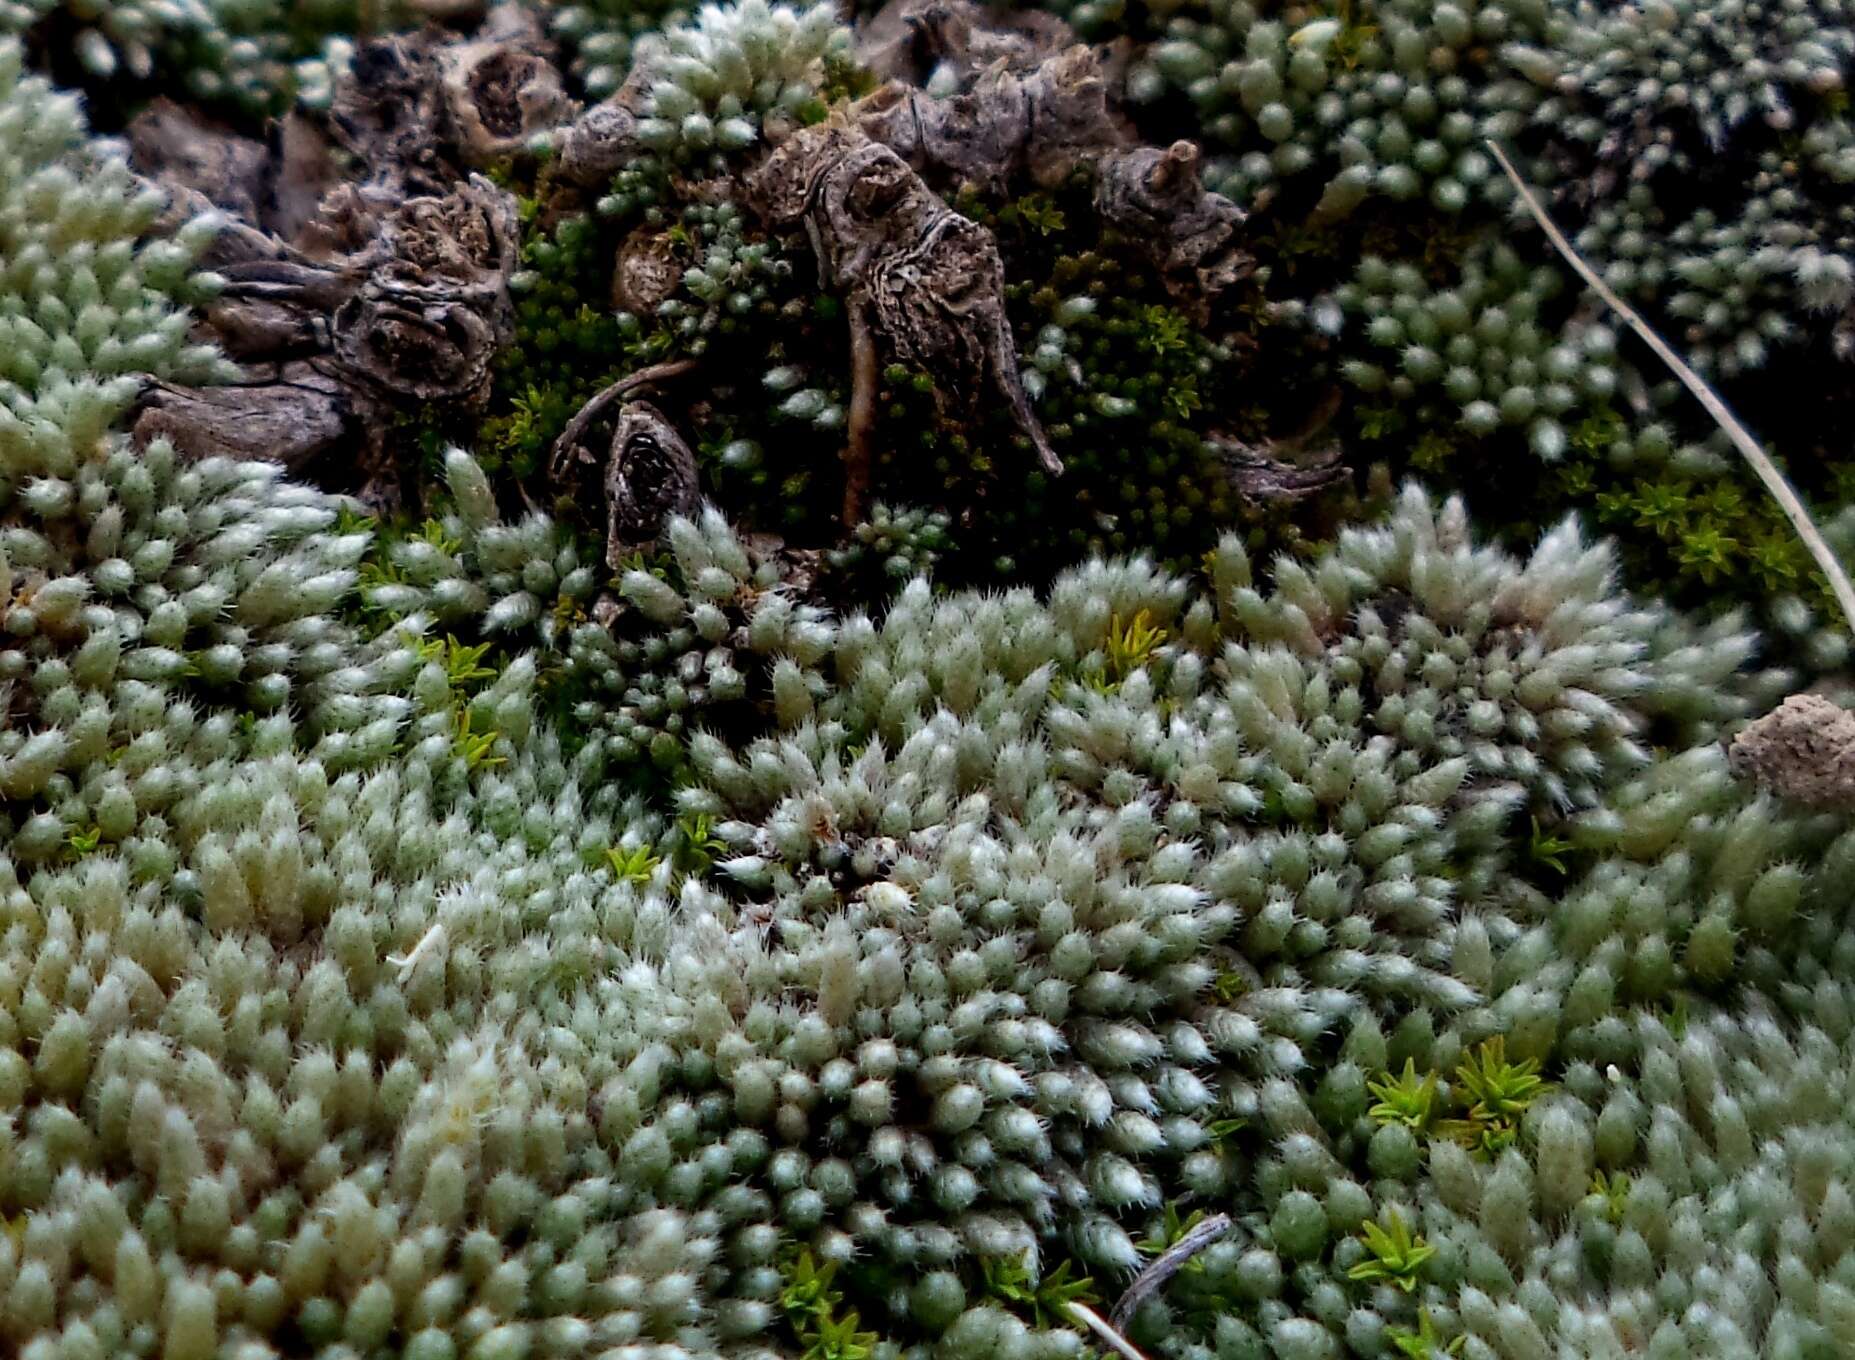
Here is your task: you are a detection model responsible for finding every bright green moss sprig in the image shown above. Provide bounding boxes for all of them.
[1347,1209,1436,1292]
[779,1251,883,1360]
[978,1254,1099,1332]
[1436,1037,1549,1156]
[1367,1060,1443,1133]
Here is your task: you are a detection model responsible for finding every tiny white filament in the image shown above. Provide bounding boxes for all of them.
[387,922,448,981]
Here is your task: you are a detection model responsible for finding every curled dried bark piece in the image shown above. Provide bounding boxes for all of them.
[605,402,702,565]
[166,209,353,359]
[750,122,1062,486]
[855,41,1128,193]
[328,28,457,199]
[332,175,520,405]
[134,366,353,472]
[1211,438,1348,505]
[611,227,684,314]
[1728,694,1855,810]
[1097,140,1252,324]
[548,358,701,481]
[441,3,575,166]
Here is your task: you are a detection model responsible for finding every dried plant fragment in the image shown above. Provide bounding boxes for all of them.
[332,176,520,406]
[127,99,345,249]
[1211,438,1349,505]
[857,0,1076,88]
[441,3,576,166]
[852,41,1129,194]
[604,403,702,566]
[130,173,519,504]
[1096,140,1251,325]
[848,38,1251,320]
[749,121,1062,519]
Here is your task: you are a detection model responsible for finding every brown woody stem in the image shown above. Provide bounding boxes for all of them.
[843,299,880,529]
[549,358,701,482]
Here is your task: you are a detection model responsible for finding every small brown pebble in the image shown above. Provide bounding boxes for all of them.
[1728,693,1855,810]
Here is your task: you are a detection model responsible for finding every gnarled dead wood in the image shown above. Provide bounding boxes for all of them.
[441,2,575,166]
[604,402,703,565]
[749,120,1064,488]
[127,13,536,508]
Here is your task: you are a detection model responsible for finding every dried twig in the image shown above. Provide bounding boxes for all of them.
[844,299,880,528]
[548,358,701,481]
[1110,1212,1233,1330]
[1488,139,1855,636]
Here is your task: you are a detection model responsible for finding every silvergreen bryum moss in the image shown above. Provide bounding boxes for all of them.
[0,0,406,116]
[5,14,1855,1360]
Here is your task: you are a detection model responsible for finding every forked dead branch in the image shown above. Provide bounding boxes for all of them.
[128,0,1262,541]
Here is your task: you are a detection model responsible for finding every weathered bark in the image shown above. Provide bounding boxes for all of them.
[130,176,518,501]
[1211,438,1350,505]
[135,368,354,472]
[749,120,1064,481]
[126,0,1256,537]
[127,14,532,506]
[128,101,350,252]
[847,3,1248,319]
[440,3,575,166]
[604,403,702,566]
